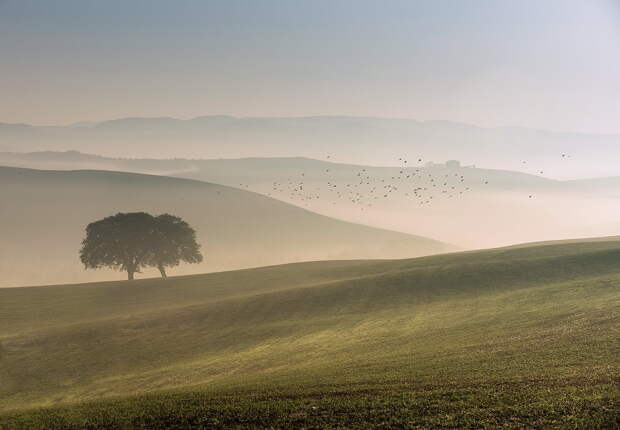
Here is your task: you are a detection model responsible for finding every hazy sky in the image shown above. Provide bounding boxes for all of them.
[1,0,619,133]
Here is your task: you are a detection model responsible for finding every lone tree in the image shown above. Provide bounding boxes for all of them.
[79,212,203,280]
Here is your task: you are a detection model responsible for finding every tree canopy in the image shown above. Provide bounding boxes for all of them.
[79,212,203,280]
[149,214,203,278]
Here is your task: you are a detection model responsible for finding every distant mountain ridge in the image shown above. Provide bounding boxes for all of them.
[2,115,619,178]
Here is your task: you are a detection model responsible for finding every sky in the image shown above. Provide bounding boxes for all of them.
[1,0,619,133]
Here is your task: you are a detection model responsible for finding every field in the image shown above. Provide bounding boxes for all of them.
[1,240,619,428]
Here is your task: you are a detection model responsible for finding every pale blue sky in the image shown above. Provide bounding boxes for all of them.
[1,0,619,133]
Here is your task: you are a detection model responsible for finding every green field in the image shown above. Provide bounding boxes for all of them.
[1,240,619,429]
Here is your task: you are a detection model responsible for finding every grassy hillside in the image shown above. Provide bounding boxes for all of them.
[0,240,618,428]
[0,166,452,287]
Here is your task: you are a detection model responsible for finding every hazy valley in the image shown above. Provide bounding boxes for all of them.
[4,151,620,249]
[0,165,453,287]
[2,2,619,427]
[2,116,620,178]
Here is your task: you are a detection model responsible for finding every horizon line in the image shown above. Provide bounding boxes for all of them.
[2,115,619,137]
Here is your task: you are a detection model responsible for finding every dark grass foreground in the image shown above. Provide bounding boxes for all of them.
[2,381,618,429]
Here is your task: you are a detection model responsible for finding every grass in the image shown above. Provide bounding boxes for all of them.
[0,241,619,428]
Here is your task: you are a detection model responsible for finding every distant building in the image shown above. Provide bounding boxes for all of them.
[425,160,469,168]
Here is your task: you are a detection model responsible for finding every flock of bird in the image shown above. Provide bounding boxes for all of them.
[234,154,573,212]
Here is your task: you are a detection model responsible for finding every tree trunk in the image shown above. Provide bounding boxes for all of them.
[158,264,167,278]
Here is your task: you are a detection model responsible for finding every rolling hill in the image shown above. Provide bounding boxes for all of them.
[3,151,620,249]
[2,115,620,178]
[0,166,453,287]
[0,239,618,428]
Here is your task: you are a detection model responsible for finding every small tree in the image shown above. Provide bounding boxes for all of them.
[79,212,203,280]
[148,214,203,278]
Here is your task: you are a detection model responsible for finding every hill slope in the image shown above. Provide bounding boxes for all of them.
[0,240,618,428]
[3,152,620,248]
[0,166,453,287]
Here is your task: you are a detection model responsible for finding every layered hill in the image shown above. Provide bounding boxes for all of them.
[0,239,618,428]
[3,151,620,248]
[2,116,620,178]
[0,166,453,287]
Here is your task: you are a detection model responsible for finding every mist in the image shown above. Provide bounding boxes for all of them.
[0,165,453,287]
[3,151,620,288]
[2,117,620,178]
